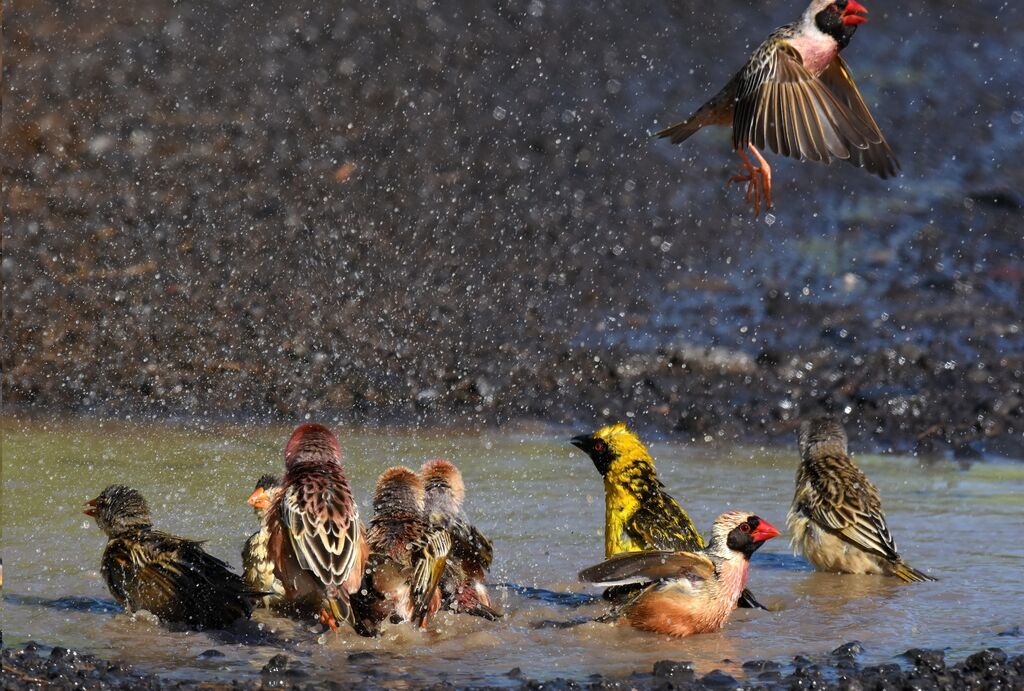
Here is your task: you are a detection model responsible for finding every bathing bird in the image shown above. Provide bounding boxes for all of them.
[86,484,256,629]
[353,466,451,634]
[421,459,501,620]
[788,416,936,582]
[579,512,780,637]
[657,0,898,215]
[264,423,368,633]
[242,474,285,609]
[570,422,765,609]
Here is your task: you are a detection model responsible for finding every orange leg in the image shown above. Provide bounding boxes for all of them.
[728,145,773,216]
[319,608,339,632]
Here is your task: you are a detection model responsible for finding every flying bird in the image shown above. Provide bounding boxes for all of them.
[658,0,898,215]
[579,512,780,637]
[264,423,369,633]
[421,459,501,620]
[86,484,256,629]
[787,416,936,582]
[242,474,285,609]
[353,466,451,634]
[570,422,765,609]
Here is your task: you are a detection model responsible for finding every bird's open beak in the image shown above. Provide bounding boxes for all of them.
[751,519,781,543]
[84,497,98,517]
[247,487,271,510]
[842,0,868,26]
[570,434,590,450]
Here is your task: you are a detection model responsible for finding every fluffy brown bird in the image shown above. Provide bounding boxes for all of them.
[265,423,368,633]
[86,484,255,629]
[242,474,285,609]
[354,466,451,634]
[421,459,500,620]
[579,512,779,637]
[658,0,898,215]
[787,416,935,582]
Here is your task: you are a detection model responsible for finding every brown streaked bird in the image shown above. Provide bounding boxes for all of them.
[353,466,451,634]
[787,416,936,582]
[265,423,369,633]
[421,459,501,620]
[658,0,898,215]
[242,474,285,609]
[86,485,256,629]
[570,422,764,610]
[579,512,780,637]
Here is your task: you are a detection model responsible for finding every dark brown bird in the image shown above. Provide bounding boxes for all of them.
[658,0,898,215]
[354,466,451,634]
[787,416,935,582]
[580,512,780,637]
[265,423,368,633]
[421,459,500,620]
[86,484,255,629]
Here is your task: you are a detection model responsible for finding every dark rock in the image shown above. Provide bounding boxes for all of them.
[742,659,780,672]
[903,648,946,673]
[196,649,225,660]
[260,653,290,675]
[699,669,738,687]
[347,651,375,663]
[652,659,695,680]
[964,648,1008,673]
[832,641,865,658]
[998,625,1022,637]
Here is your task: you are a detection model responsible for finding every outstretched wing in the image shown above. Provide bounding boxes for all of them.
[579,550,716,587]
[280,471,361,592]
[796,453,901,561]
[733,42,899,178]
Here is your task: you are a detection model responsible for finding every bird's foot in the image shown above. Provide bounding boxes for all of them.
[728,149,773,217]
[319,608,339,632]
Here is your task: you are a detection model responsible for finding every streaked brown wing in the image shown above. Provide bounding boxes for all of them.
[579,550,715,586]
[409,528,452,625]
[734,43,898,178]
[799,454,901,561]
[818,56,900,178]
[281,475,361,592]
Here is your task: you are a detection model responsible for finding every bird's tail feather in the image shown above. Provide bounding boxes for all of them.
[656,115,704,145]
[892,561,936,583]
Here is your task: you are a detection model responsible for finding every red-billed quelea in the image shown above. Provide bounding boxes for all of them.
[658,0,898,215]
[787,416,935,582]
[265,424,369,633]
[579,512,779,637]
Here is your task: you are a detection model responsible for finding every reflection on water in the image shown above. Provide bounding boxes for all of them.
[3,415,1023,685]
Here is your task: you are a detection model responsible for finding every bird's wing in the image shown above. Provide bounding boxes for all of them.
[625,494,705,553]
[409,528,452,626]
[817,55,900,177]
[797,454,900,561]
[280,475,361,591]
[579,550,716,587]
[733,42,898,178]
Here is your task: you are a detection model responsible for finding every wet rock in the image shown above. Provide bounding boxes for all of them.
[347,651,375,663]
[742,659,780,673]
[903,648,946,673]
[699,669,738,687]
[963,648,1008,673]
[260,653,290,675]
[832,641,864,658]
[651,659,695,681]
[998,625,1022,637]
[196,649,225,660]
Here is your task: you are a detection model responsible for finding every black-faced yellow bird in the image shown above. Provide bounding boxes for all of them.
[86,485,256,629]
[421,459,500,620]
[658,0,898,215]
[788,416,935,582]
[353,466,451,634]
[580,512,780,637]
[242,474,285,609]
[571,422,764,609]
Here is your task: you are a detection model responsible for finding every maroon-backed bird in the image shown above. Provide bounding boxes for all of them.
[265,423,368,633]
[658,0,898,215]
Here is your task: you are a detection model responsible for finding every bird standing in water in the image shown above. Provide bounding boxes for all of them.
[579,512,780,637]
[86,484,256,629]
[570,422,765,609]
[265,423,368,633]
[658,0,898,215]
[242,474,285,609]
[788,416,935,582]
[421,459,500,620]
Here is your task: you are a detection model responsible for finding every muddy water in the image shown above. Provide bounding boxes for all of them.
[3,415,1022,686]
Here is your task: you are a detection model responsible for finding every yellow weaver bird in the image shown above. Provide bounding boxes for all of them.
[571,422,765,609]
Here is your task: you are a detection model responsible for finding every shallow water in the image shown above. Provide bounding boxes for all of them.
[3,415,1023,686]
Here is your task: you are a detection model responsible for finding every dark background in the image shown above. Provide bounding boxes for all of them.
[3,0,1022,455]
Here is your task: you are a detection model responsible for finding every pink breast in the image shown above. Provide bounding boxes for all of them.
[788,35,839,75]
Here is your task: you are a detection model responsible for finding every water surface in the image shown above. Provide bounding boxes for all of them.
[3,415,1022,685]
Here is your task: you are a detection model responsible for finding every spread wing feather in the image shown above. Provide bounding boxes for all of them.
[579,550,716,587]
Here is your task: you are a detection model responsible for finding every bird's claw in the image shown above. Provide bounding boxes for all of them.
[727,161,772,217]
[319,608,339,632]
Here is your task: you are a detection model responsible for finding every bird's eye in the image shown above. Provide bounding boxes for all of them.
[740,523,751,533]
[593,441,605,452]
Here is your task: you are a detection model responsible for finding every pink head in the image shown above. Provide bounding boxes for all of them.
[284,423,342,467]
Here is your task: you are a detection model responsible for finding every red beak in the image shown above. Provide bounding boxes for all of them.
[842,0,868,26]
[751,519,781,543]
[84,497,98,517]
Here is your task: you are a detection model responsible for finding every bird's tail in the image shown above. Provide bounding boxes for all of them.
[892,561,936,583]
[322,594,360,633]
[656,115,705,145]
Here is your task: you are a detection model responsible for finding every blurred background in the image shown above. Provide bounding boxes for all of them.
[3,0,1022,455]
